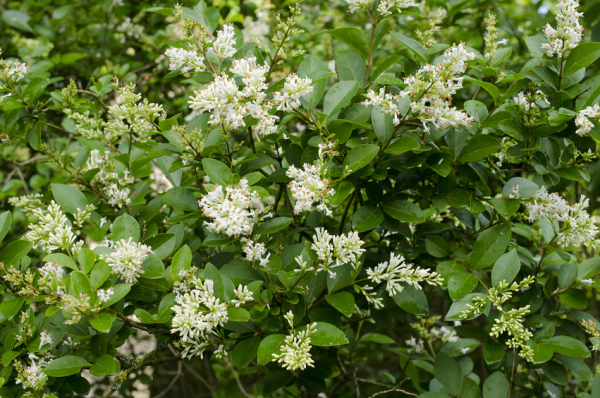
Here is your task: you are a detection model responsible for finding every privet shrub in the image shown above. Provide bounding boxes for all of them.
[3,0,600,397]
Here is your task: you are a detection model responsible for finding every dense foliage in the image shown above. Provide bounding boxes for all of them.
[4,0,600,397]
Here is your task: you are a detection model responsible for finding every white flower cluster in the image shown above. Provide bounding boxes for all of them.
[199,178,263,237]
[364,253,442,308]
[363,88,402,125]
[65,83,165,143]
[189,55,312,136]
[171,279,229,359]
[310,228,365,278]
[405,337,425,353]
[116,17,144,44]
[108,83,166,142]
[231,285,254,307]
[0,59,28,88]
[242,239,271,268]
[542,0,584,58]
[272,312,317,372]
[97,287,115,303]
[525,187,600,248]
[165,46,205,73]
[209,24,237,61]
[25,201,84,257]
[513,91,548,113]
[84,149,135,208]
[400,43,476,133]
[8,193,44,215]
[100,238,154,284]
[287,163,335,216]
[39,330,53,349]
[483,12,508,63]
[15,353,50,391]
[344,0,415,15]
[575,103,599,136]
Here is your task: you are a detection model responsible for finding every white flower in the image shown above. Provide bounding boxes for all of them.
[366,253,443,297]
[575,103,599,136]
[0,59,28,88]
[243,9,270,43]
[24,201,80,256]
[171,279,229,359]
[231,284,253,307]
[39,330,53,349]
[287,164,335,216]
[272,312,317,371]
[311,228,365,278]
[460,347,470,354]
[242,239,271,267]
[97,287,115,303]
[39,262,63,282]
[406,337,425,353]
[100,238,154,284]
[165,47,205,73]
[209,24,237,61]
[198,178,261,237]
[401,43,476,133]
[541,0,584,58]
[582,278,594,285]
[377,0,415,16]
[362,88,402,125]
[15,353,51,391]
[345,0,374,13]
[273,74,313,111]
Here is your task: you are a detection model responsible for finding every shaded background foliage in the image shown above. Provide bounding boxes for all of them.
[3,0,600,397]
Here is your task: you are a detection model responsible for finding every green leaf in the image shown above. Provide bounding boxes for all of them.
[342,144,379,173]
[205,263,226,302]
[297,322,348,346]
[563,43,600,75]
[163,187,198,212]
[463,78,500,102]
[382,200,424,223]
[255,217,294,235]
[543,336,590,358]
[227,307,250,322]
[44,356,91,377]
[171,245,192,282]
[78,248,96,275]
[448,273,478,300]
[491,249,520,287]
[498,119,526,142]
[434,352,462,396]
[337,51,367,86]
[232,336,261,367]
[359,333,395,344]
[483,339,505,365]
[0,211,11,244]
[329,27,370,60]
[2,10,33,33]
[0,296,24,321]
[324,81,360,117]
[89,312,116,334]
[525,36,547,59]
[393,283,429,316]
[352,205,383,232]
[578,257,600,281]
[112,214,140,242]
[464,100,488,124]
[483,371,509,398]
[445,293,488,321]
[143,234,176,259]
[372,107,394,143]
[325,292,355,317]
[101,284,131,308]
[257,334,287,365]
[468,222,511,269]
[459,135,501,162]
[71,271,93,302]
[89,354,120,377]
[202,158,232,187]
[425,236,450,258]
[0,240,33,267]
[384,136,420,155]
[51,183,88,214]
[43,253,78,272]
[298,56,334,109]
[390,32,429,64]
[503,177,539,199]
